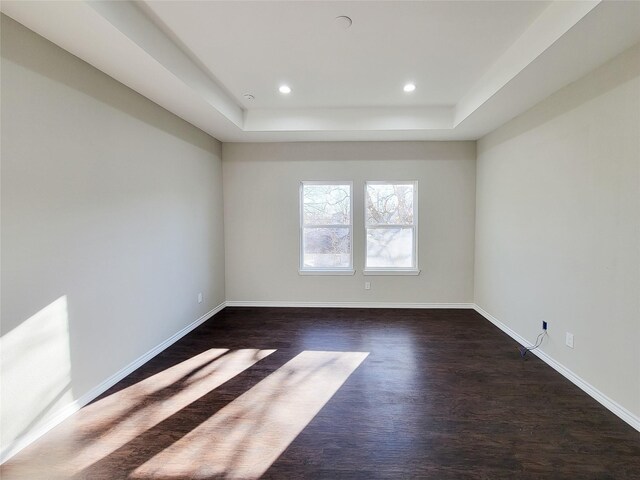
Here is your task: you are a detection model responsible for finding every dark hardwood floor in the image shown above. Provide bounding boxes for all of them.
[2,307,639,479]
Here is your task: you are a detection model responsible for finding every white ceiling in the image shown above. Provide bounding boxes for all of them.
[142,1,550,109]
[2,1,640,142]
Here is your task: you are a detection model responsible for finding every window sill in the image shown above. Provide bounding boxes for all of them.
[299,269,356,276]
[363,268,421,276]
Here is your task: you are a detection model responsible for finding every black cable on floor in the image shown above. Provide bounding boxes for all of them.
[520,331,547,358]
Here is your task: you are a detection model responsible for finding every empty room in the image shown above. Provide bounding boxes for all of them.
[1,1,639,478]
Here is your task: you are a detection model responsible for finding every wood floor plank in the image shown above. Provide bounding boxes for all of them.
[2,307,638,479]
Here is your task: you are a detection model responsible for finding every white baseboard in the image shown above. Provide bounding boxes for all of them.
[473,304,640,432]
[226,300,474,309]
[0,301,226,465]
[6,300,635,464]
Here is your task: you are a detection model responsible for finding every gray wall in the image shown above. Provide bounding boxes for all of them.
[475,44,640,419]
[0,15,225,455]
[223,141,476,305]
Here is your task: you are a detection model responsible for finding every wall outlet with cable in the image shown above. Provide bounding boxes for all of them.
[520,326,548,359]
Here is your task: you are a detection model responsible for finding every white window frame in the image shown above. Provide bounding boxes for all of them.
[364,181,420,276]
[299,181,355,275]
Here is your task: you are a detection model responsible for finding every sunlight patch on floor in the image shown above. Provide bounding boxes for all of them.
[131,350,369,480]
[67,348,275,475]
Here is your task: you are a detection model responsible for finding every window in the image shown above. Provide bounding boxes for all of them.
[365,181,419,274]
[299,182,354,275]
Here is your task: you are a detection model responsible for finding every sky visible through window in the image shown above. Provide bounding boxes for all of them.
[302,184,351,269]
[366,183,416,269]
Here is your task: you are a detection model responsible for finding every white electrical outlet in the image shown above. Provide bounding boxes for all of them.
[197,292,203,304]
[565,332,574,348]
[365,282,371,290]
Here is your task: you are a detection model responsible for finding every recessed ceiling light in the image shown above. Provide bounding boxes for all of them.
[403,83,416,93]
[335,16,352,29]
[279,85,291,94]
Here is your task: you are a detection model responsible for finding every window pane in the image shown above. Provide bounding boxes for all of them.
[366,183,414,225]
[303,227,351,268]
[303,184,351,225]
[366,227,413,268]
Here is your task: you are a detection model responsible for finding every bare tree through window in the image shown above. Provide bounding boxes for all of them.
[301,183,352,270]
[365,182,417,269]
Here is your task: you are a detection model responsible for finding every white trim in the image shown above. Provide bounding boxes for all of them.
[226,300,473,309]
[364,181,418,271]
[0,301,227,465]
[303,224,351,229]
[300,181,354,272]
[473,304,640,432]
[7,299,635,465]
[299,269,355,276]
[366,225,417,229]
[363,268,420,276]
